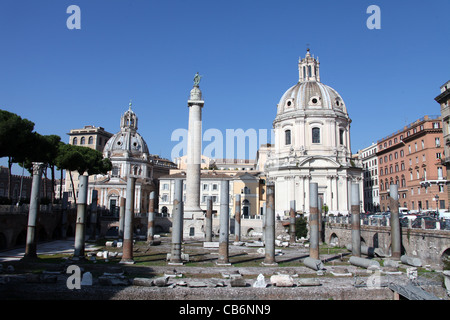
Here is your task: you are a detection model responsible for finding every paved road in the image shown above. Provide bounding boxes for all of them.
[0,239,99,262]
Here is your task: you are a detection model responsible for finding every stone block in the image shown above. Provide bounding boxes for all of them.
[203,242,219,248]
[252,274,267,288]
[81,272,93,286]
[270,274,294,287]
[230,276,247,287]
[133,277,154,287]
[297,278,321,287]
[153,276,169,287]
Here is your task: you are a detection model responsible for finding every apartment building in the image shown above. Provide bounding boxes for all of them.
[436,80,450,207]
[377,115,447,212]
[357,143,380,212]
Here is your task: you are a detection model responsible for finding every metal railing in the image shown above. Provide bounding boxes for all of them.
[326,215,450,231]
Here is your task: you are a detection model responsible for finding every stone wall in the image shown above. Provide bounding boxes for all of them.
[324,222,450,266]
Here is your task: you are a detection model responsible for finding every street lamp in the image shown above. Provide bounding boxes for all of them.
[435,194,439,216]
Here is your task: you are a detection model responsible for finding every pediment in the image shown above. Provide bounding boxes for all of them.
[297,156,341,168]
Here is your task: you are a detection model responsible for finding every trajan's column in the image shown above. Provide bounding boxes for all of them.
[183,72,205,239]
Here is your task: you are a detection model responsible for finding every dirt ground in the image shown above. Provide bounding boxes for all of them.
[0,235,448,303]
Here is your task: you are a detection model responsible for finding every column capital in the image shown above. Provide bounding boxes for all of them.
[32,162,45,175]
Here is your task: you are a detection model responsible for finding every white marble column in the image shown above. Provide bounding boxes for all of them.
[184,76,206,239]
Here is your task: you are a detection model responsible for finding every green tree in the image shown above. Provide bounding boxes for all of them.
[56,143,112,204]
[0,110,35,200]
[19,133,61,203]
[295,216,308,239]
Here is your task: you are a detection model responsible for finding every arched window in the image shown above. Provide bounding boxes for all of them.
[80,137,85,145]
[312,127,320,144]
[88,136,93,144]
[73,137,78,145]
[285,130,291,145]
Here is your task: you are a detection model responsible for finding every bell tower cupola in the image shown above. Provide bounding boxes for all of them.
[298,48,320,82]
[120,101,138,131]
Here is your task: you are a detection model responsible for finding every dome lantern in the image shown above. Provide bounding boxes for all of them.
[120,100,138,131]
[298,48,320,82]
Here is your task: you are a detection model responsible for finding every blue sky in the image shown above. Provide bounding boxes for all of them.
[1,0,449,175]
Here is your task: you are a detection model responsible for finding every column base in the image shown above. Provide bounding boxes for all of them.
[21,254,39,262]
[261,261,278,266]
[216,261,232,266]
[119,259,135,265]
[70,255,86,262]
[168,262,184,266]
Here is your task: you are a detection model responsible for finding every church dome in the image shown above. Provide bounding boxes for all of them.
[103,102,149,158]
[276,49,348,117]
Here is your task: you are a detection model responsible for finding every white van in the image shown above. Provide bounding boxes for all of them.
[399,207,409,214]
[439,211,450,219]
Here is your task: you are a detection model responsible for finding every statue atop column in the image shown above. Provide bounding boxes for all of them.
[193,72,202,87]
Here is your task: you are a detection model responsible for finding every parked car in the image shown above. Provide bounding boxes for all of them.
[412,215,438,228]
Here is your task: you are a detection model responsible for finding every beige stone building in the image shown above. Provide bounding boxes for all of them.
[89,103,176,214]
[158,154,267,219]
[65,103,176,213]
[64,125,113,202]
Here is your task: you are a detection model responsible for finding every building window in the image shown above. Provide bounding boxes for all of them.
[80,137,85,145]
[162,183,169,190]
[438,167,443,178]
[285,130,291,145]
[73,137,78,145]
[339,129,344,145]
[111,166,119,177]
[88,136,93,144]
[312,127,320,144]
[400,150,404,157]
[436,138,441,147]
